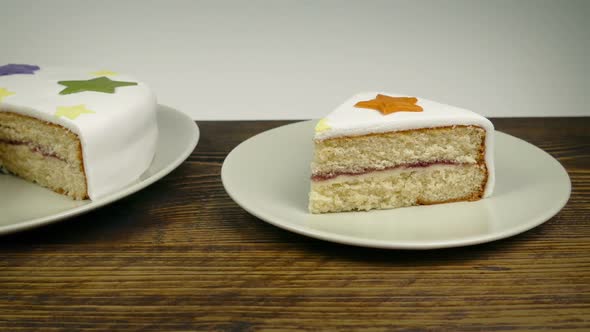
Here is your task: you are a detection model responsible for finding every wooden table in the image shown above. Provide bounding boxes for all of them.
[1,118,588,331]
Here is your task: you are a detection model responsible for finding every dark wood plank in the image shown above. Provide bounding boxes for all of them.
[0,118,589,331]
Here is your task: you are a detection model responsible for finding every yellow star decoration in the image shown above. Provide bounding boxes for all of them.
[55,104,95,120]
[315,118,331,132]
[0,87,16,102]
[355,94,423,115]
[90,70,118,77]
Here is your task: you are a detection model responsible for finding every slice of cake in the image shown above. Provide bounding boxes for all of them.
[0,64,158,200]
[309,92,494,214]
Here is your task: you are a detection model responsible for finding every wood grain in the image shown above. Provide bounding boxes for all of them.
[0,118,589,331]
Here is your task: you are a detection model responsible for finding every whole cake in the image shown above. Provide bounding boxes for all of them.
[309,92,494,213]
[0,64,158,200]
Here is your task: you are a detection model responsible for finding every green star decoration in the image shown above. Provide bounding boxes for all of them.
[57,76,138,95]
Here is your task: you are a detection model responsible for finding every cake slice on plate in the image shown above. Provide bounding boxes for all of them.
[309,92,494,214]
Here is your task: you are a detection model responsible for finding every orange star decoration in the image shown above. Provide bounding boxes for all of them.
[354,94,423,115]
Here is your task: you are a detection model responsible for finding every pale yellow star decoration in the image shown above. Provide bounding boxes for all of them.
[55,104,95,120]
[90,70,118,77]
[0,87,16,102]
[355,94,423,115]
[315,118,331,132]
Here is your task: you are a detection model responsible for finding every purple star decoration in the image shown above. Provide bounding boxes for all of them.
[0,64,40,76]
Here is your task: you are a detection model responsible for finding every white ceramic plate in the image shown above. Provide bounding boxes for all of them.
[0,105,199,235]
[222,120,571,250]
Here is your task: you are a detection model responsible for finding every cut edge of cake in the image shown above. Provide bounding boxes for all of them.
[310,163,488,214]
[0,111,89,199]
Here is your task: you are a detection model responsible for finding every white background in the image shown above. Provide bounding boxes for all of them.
[1,0,588,120]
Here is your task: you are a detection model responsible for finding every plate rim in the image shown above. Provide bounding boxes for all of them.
[222,120,572,250]
[0,105,199,235]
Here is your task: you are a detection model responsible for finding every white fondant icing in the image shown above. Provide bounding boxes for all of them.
[0,66,158,200]
[315,92,495,197]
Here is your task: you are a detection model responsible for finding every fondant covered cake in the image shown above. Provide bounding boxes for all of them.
[0,64,158,200]
[309,92,494,213]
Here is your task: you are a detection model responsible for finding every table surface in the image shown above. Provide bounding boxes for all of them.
[1,118,588,331]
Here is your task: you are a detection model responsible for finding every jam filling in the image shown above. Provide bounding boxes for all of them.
[312,160,460,181]
[0,139,66,162]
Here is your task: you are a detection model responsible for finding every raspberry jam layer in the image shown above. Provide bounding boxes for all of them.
[0,139,65,162]
[311,160,461,181]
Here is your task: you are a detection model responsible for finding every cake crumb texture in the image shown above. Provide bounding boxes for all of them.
[309,164,486,214]
[0,111,88,199]
[312,126,485,176]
